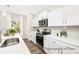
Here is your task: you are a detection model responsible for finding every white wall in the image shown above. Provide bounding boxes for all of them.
[26,14,34,40]
[22,15,27,39]
[21,13,36,40]
[0,11,8,34]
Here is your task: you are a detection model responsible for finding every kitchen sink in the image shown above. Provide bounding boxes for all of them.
[0,38,19,47]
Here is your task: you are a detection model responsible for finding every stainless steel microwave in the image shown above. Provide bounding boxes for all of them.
[39,18,48,27]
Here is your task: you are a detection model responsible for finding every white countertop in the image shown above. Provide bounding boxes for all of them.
[44,34,79,47]
[0,34,31,54]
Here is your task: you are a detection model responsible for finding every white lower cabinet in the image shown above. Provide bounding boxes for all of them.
[62,44,79,54]
[44,37,63,54]
[44,36,79,54]
[30,32,36,44]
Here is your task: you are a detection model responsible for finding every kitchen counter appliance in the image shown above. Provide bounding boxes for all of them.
[36,29,51,48]
[39,18,48,27]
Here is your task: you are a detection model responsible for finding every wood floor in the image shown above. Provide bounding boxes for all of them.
[23,39,46,54]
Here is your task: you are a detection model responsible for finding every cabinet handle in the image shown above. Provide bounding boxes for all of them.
[62,20,64,24]
[65,20,66,24]
[52,41,56,44]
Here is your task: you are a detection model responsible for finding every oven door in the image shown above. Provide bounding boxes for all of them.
[36,35,43,47]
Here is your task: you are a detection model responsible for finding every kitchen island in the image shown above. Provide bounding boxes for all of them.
[0,34,31,54]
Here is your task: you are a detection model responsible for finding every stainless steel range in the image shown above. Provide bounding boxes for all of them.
[36,29,51,48]
[36,33,43,47]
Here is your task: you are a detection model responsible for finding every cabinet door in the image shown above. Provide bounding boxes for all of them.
[54,8,64,26]
[48,8,63,26]
[53,39,79,54]
[62,43,79,54]
[44,37,51,48]
[32,33,36,44]
[49,40,62,54]
[30,32,36,44]
[44,37,52,54]
[48,11,55,26]
[32,17,39,27]
[63,6,79,26]
[44,37,62,54]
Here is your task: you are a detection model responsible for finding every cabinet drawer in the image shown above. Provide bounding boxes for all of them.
[44,39,63,54]
[44,46,59,54]
[44,38,51,48]
[63,44,79,54]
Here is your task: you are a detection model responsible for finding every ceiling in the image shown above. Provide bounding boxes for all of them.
[0,5,63,15]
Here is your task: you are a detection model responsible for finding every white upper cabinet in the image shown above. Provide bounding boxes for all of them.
[48,8,64,26]
[38,10,48,19]
[48,11,55,26]
[63,6,79,26]
[48,6,79,26]
[33,6,79,27]
[32,16,39,27]
[53,8,64,26]
[32,10,48,27]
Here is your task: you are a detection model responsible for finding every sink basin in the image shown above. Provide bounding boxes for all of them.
[0,38,19,47]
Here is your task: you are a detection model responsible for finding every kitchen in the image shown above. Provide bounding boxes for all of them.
[31,5,79,54]
[0,5,79,54]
